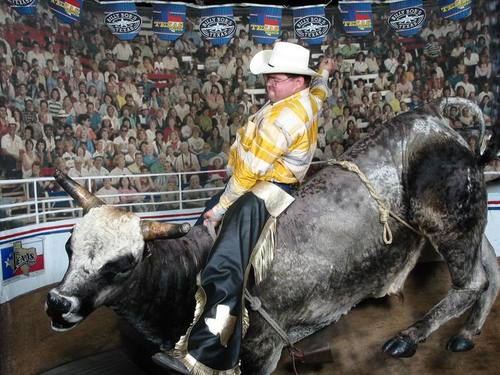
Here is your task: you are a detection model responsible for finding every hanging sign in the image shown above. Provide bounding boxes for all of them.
[104,1,142,41]
[200,5,236,46]
[7,0,37,16]
[48,0,83,24]
[153,2,186,41]
[292,5,331,45]
[339,1,373,36]
[249,5,282,45]
[388,0,426,36]
[439,0,472,20]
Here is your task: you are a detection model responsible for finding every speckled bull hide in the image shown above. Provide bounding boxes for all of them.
[46,98,500,374]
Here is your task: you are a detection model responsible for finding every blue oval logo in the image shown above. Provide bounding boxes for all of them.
[200,16,236,39]
[105,11,142,35]
[294,16,331,39]
[388,7,426,32]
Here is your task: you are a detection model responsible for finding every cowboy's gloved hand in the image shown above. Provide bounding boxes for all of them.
[203,204,226,228]
[320,58,336,76]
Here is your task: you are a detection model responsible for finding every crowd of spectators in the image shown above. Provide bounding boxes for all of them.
[0,1,498,210]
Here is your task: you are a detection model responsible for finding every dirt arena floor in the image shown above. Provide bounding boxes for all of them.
[1,261,499,375]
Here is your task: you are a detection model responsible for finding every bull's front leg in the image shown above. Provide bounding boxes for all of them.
[240,313,284,375]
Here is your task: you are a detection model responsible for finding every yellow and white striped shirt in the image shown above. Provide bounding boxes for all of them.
[215,69,330,213]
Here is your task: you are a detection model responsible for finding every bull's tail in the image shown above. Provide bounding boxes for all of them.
[435,97,486,154]
[478,118,500,167]
[434,97,499,166]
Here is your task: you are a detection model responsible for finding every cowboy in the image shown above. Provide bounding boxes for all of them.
[153,42,335,374]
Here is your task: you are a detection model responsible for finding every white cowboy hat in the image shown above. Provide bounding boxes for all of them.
[250,42,317,77]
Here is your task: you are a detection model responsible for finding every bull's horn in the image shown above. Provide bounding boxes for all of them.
[53,169,104,212]
[141,221,191,240]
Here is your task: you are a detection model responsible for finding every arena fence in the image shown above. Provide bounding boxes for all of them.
[1,168,499,231]
[0,169,226,229]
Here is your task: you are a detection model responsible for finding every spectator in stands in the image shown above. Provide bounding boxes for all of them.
[68,156,89,182]
[34,139,51,169]
[162,48,179,72]
[21,138,36,178]
[128,151,144,174]
[183,174,206,208]
[353,52,368,75]
[384,49,399,75]
[339,38,360,58]
[174,94,190,122]
[206,85,224,111]
[96,177,119,205]
[110,154,130,186]
[88,155,109,190]
[463,47,479,78]
[118,176,140,205]
[175,141,200,177]
[423,34,441,62]
[1,121,23,177]
[455,73,476,98]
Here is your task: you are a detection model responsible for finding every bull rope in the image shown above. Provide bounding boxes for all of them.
[328,160,424,244]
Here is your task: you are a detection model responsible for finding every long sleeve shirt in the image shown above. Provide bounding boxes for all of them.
[214,69,330,214]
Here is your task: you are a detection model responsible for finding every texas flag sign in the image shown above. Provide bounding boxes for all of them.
[1,238,45,283]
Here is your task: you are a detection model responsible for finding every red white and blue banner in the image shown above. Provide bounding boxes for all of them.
[439,0,472,20]
[103,1,142,41]
[153,2,187,42]
[199,5,236,46]
[7,0,37,16]
[291,5,331,45]
[388,0,426,37]
[249,5,282,45]
[1,238,45,284]
[339,1,373,36]
[48,0,83,24]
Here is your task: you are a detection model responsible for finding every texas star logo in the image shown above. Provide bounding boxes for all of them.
[200,16,236,39]
[105,11,142,34]
[2,239,45,283]
[294,16,331,39]
[388,7,426,31]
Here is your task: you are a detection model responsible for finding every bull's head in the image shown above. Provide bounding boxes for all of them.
[46,170,190,331]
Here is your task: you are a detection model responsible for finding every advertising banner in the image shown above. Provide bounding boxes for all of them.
[339,1,373,36]
[388,0,426,37]
[249,5,282,45]
[153,2,186,42]
[292,5,331,45]
[199,5,236,46]
[103,1,142,41]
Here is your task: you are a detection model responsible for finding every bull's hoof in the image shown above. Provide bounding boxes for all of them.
[447,335,475,352]
[382,334,417,358]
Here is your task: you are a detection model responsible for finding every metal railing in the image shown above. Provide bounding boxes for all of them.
[0,169,227,230]
[1,167,499,231]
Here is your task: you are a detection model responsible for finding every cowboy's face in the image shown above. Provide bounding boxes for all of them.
[265,74,303,103]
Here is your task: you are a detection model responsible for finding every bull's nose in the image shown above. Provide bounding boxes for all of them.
[47,291,72,315]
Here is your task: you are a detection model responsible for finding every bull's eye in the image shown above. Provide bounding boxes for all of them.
[100,255,136,282]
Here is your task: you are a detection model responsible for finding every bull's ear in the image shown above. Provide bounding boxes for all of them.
[140,221,191,241]
[54,169,104,213]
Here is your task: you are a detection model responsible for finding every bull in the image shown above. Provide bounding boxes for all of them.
[46,98,500,374]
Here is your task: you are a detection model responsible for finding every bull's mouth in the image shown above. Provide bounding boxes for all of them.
[50,318,79,332]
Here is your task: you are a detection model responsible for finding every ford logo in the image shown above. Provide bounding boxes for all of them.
[294,16,331,39]
[388,7,426,31]
[200,16,236,39]
[105,11,142,34]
